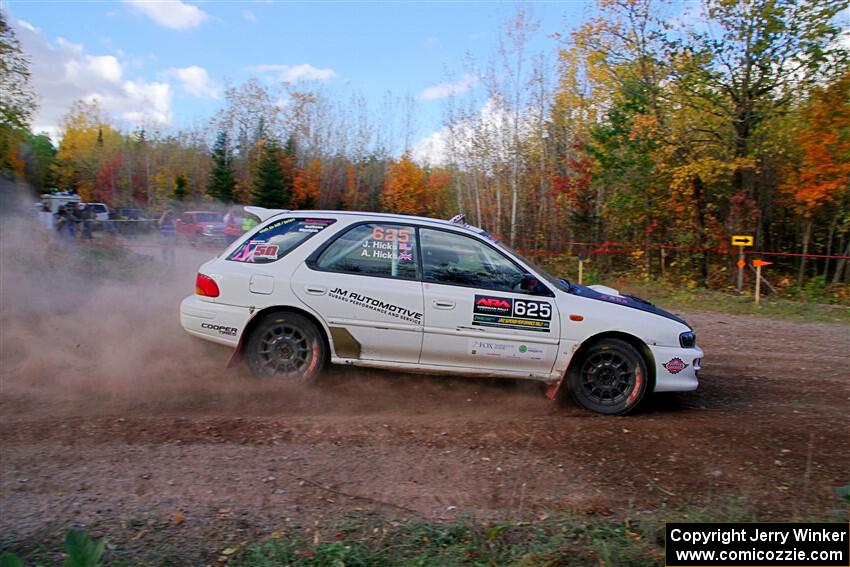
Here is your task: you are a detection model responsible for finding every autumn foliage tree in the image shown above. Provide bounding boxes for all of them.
[381,153,425,215]
[782,72,850,284]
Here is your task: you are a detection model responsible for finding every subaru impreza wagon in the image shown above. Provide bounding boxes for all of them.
[180,208,702,414]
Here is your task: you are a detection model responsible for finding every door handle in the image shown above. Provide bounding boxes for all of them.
[432,299,455,310]
[305,285,327,295]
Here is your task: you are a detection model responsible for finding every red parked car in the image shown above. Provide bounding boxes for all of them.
[175,211,226,245]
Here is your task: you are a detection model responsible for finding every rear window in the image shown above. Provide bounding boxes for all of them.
[227,218,336,264]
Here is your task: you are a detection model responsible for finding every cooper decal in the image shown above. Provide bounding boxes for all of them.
[329,287,423,325]
[472,295,552,332]
[663,357,688,374]
[201,323,238,336]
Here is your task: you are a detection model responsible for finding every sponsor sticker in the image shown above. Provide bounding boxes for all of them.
[469,340,545,360]
[328,287,423,325]
[252,244,279,259]
[201,323,238,337]
[472,295,552,332]
[663,357,688,374]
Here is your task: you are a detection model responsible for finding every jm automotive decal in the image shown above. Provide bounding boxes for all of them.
[472,295,552,332]
[329,287,423,325]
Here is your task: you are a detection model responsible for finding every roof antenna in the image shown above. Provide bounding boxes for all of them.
[448,213,466,225]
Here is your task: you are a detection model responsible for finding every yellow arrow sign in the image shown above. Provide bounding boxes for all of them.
[731,235,754,247]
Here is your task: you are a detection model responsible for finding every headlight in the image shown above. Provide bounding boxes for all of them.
[679,331,696,348]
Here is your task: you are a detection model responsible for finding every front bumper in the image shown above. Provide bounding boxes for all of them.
[649,344,703,392]
[180,295,252,348]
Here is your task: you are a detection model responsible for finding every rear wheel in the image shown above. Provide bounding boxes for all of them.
[566,338,648,415]
[245,313,326,382]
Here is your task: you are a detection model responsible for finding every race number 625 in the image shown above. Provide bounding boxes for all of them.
[513,300,551,319]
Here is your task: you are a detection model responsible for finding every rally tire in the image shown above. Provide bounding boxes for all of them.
[245,313,326,383]
[566,338,648,415]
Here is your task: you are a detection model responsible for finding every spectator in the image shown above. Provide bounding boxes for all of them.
[80,204,94,240]
[158,209,177,267]
[241,213,258,234]
[223,207,242,245]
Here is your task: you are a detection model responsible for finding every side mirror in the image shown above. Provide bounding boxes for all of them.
[519,274,542,294]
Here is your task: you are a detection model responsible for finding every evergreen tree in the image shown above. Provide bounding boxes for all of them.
[252,140,290,208]
[173,174,188,201]
[207,131,236,202]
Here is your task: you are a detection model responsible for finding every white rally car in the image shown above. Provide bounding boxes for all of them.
[181,209,702,415]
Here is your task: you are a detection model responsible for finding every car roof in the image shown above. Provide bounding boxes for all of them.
[259,209,494,239]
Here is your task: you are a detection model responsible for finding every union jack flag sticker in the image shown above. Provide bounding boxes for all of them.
[399,252,413,261]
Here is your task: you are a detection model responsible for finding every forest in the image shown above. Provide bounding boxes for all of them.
[1,0,848,294]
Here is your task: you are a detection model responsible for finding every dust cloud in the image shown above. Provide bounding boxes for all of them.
[0,182,552,420]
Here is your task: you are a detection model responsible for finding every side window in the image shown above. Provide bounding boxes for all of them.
[316,223,418,280]
[227,218,335,264]
[420,228,525,292]
[180,213,192,224]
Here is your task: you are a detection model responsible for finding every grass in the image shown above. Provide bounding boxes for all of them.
[620,281,850,325]
[229,504,847,567]
[6,502,848,566]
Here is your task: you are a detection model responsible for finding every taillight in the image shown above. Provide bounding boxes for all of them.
[195,273,220,297]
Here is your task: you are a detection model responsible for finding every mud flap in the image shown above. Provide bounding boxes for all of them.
[227,341,243,368]
[545,380,563,401]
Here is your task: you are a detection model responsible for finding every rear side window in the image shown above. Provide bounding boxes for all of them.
[228,218,336,264]
[315,223,418,280]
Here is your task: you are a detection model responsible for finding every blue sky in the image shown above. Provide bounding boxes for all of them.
[7,0,596,150]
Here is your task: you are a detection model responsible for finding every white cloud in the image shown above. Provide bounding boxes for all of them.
[249,63,337,82]
[14,21,172,134]
[413,97,513,166]
[165,65,219,98]
[412,129,448,165]
[17,19,38,32]
[418,74,478,101]
[124,0,208,30]
[242,9,257,22]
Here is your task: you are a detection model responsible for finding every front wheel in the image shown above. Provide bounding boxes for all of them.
[566,338,648,415]
[245,313,326,382]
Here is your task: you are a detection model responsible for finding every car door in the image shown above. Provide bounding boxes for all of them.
[292,222,424,364]
[418,227,560,374]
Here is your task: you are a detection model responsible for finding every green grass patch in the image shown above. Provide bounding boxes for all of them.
[231,501,846,567]
[620,282,850,325]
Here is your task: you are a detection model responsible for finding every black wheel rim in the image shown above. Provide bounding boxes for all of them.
[580,351,635,406]
[257,323,311,377]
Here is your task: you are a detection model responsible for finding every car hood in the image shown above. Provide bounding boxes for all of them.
[566,283,690,328]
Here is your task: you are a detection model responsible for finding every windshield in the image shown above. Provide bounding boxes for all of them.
[492,241,572,293]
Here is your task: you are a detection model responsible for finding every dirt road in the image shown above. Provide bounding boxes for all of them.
[1,237,848,563]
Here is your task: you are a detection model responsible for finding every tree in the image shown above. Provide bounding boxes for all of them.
[21,132,56,193]
[252,140,290,208]
[173,174,189,202]
[670,0,848,242]
[382,153,429,215]
[1,11,36,174]
[781,72,850,284]
[207,131,236,202]
[54,100,123,200]
[293,158,322,209]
